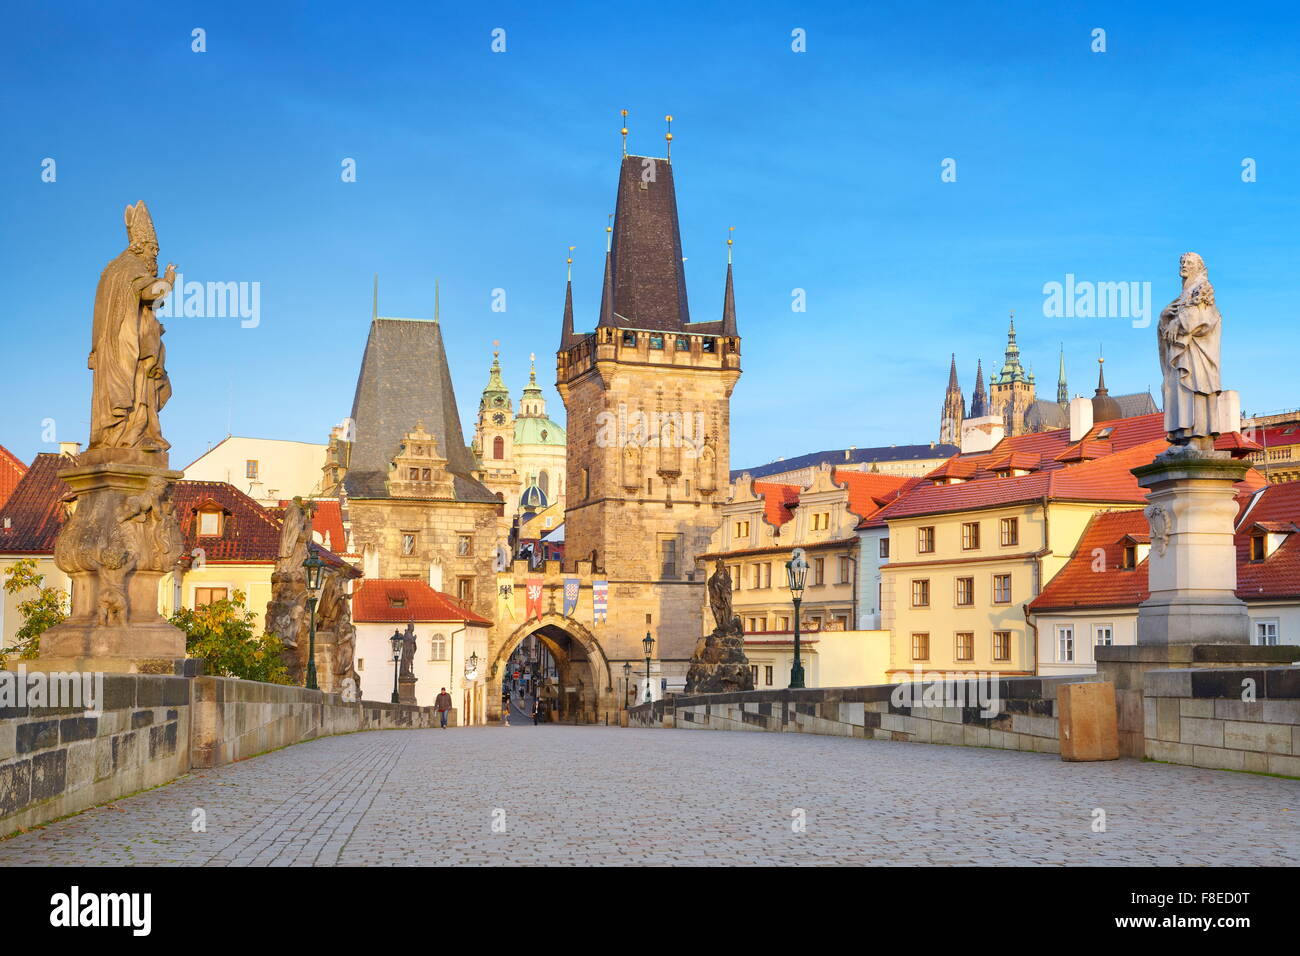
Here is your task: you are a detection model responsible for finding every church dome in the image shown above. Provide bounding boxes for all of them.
[1091,358,1123,424]
[520,482,548,512]
[514,416,566,447]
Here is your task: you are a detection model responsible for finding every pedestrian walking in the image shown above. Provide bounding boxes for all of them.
[434,687,453,729]
[531,696,540,726]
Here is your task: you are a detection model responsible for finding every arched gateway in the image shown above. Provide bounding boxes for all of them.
[488,613,614,722]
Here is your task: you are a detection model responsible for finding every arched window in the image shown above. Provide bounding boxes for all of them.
[493,436,504,459]
[537,470,549,496]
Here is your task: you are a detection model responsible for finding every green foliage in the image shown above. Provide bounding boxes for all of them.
[1,558,69,665]
[169,589,292,684]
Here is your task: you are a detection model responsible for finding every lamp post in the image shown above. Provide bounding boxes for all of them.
[622,661,632,711]
[785,547,809,689]
[302,542,325,691]
[389,629,403,704]
[642,632,655,704]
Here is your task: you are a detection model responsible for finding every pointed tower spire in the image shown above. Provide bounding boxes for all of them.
[940,353,965,444]
[721,227,737,336]
[597,215,615,327]
[1056,343,1068,407]
[560,247,577,350]
[1091,353,1121,423]
[970,358,989,418]
[620,109,629,157]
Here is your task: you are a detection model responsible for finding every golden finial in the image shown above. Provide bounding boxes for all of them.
[727,226,734,265]
[566,245,574,282]
[621,109,628,156]
[606,213,613,253]
[492,337,500,360]
[665,114,673,162]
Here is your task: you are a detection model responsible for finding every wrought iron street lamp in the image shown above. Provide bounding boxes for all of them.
[785,548,809,689]
[389,628,403,704]
[622,661,632,710]
[642,632,655,703]
[302,542,325,691]
[465,651,480,681]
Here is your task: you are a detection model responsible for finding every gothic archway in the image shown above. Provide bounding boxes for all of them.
[489,614,613,723]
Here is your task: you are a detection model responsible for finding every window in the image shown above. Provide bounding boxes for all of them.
[660,535,680,578]
[838,556,851,584]
[194,587,228,607]
[421,468,431,481]
[734,519,750,538]
[813,557,825,586]
[992,573,1012,604]
[961,521,980,550]
[917,526,935,554]
[457,578,473,604]
[408,468,420,480]
[649,333,664,350]
[583,468,590,499]
[777,616,790,631]
[457,535,472,556]
[992,630,1011,661]
[729,564,740,590]
[197,510,223,537]
[1122,545,1137,569]
[1250,535,1266,561]
[955,576,974,607]
[911,579,930,608]
[1094,624,1113,646]
[750,665,759,684]
[538,471,549,496]
[493,436,504,460]
[879,537,889,559]
[676,336,690,351]
[1255,619,1280,646]
[833,614,849,629]
[702,337,716,353]
[430,632,447,661]
[955,631,974,661]
[811,512,831,531]
[1057,625,1075,662]
[1000,517,1019,547]
[911,633,930,661]
[401,532,417,556]
[764,665,773,686]
[245,460,258,479]
[622,331,637,347]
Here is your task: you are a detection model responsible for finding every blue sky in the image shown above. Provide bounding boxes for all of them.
[3,0,1299,472]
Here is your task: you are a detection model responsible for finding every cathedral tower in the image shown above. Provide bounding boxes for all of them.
[989,314,1036,435]
[557,146,741,674]
[940,353,964,444]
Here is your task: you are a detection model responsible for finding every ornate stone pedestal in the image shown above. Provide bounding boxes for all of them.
[1132,449,1252,645]
[37,450,187,672]
[398,677,417,706]
[684,623,755,694]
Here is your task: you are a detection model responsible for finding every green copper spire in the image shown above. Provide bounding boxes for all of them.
[479,343,510,411]
[1057,343,1068,407]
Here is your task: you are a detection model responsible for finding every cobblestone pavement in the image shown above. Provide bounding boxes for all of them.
[1,726,1298,865]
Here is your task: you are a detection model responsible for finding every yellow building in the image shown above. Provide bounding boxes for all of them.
[881,408,1170,679]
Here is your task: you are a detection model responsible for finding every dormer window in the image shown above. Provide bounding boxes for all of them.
[196,506,224,537]
[1251,535,1266,561]
[1097,426,1115,439]
[1122,544,1137,569]
[387,594,406,609]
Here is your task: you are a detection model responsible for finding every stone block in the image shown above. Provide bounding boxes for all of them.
[1192,745,1245,772]
[1011,714,1057,738]
[962,725,991,747]
[1213,699,1263,722]
[1058,681,1119,761]
[16,720,59,754]
[1144,669,1192,698]
[1145,738,1194,765]
[1262,699,1300,725]
[1267,753,1300,778]
[1180,716,1224,748]
[1222,721,1291,755]
[1178,698,1214,718]
[1156,697,1181,741]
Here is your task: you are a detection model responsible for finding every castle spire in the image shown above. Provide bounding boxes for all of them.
[721,227,737,336]
[969,358,989,418]
[560,247,577,349]
[940,353,964,445]
[1057,343,1068,407]
[597,216,615,328]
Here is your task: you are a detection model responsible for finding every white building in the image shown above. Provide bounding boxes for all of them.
[183,436,327,505]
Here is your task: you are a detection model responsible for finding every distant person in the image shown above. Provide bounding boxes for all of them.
[434,687,452,729]
[531,697,540,726]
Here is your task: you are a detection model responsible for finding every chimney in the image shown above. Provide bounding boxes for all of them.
[1069,396,1093,442]
[58,441,81,456]
[960,414,1006,455]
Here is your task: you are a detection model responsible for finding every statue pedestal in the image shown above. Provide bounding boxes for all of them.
[36,455,187,670]
[1132,449,1252,645]
[684,624,755,694]
[398,677,418,706]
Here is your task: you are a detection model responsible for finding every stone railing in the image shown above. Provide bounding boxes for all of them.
[629,675,1106,753]
[1,670,438,836]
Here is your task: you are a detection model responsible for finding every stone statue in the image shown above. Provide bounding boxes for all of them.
[265,498,313,677]
[707,558,734,631]
[88,201,176,454]
[1158,253,1224,450]
[316,565,359,691]
[37,202,187,665]
[685,559,755,695]
[399,620,417,682]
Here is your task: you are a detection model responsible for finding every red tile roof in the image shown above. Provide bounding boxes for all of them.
[753,480,801,528]
[0,444,27,511]
[352,579,490,625]
[834,470,919,518]
[0,452,71,554]
[1030,479,1300,612]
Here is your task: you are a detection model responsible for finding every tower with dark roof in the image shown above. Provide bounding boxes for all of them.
[989,314,1037,435]
[1091,356,1123,423]
[969,359,990,418]
[940,354,964,444]
[556,142,742,678]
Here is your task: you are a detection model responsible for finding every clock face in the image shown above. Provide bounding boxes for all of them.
[492,413,506,425]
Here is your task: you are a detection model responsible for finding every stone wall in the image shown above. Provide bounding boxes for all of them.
[1143,665,1300,775]
[1,671,437,836]
[629,676,1106,754]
